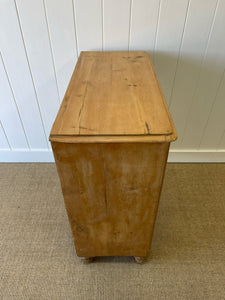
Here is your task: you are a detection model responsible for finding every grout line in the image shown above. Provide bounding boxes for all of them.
[180,0,220,147]
[199,66,225,149]
[128,0,133,51]
[0,51,29,149]
[43,0,61,104]
[72,0,79,58]
[14,0,49,149]
[153,0,162,63]
[101,0,104,51]
[168,0,191,108]
[0,120,11,150]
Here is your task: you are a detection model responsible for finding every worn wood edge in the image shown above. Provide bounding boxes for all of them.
[144,142,170,256]
[49,134,177,143]
[50,51,84,137]
[79,50,147,57]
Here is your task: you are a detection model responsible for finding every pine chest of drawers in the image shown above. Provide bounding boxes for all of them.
[49,51,177,263]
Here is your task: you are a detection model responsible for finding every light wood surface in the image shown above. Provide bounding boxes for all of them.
[52,142,169,258]
[50,51,176,261]
[50,51,177,142]
[50,134,176,144]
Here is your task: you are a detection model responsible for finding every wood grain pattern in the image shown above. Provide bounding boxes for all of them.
[50,51,176,141]
[52,142,169,257]
[50,50,176,260]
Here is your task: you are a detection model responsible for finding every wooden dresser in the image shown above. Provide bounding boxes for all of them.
[49,51,177,263]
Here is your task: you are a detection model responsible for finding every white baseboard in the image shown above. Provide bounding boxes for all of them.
[0,149,54,162]
[0,149,225,163]
[168,150,225,163]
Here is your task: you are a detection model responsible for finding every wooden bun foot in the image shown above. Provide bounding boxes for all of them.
[134,256,147,264]
[80,257,94,263]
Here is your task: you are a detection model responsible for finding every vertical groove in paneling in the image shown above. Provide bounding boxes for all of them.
[193,0,225,150]
[75,0,102,53]
[168,0,191,107]
[154,0,190,102]
[202,0,220,59]
[181,0,220,147]
[180,0,225,150]
[0,0,48,149]
[129,0,160,53]
[0,121,11,149]
[199,66,225,148]
[0,51,29,148]
[128,0,133,51]
[14,0,49,148]
[43,0,61,105]
[218,128,225,149]
[153,0,162,63]
[101,0,104,50]
[169,0,219,150]
[15,0,63,148]
[72,0,79,57]
[44,0,78,101]
[103,0,131,51]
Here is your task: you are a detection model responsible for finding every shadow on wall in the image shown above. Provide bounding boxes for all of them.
[151,51,225,150]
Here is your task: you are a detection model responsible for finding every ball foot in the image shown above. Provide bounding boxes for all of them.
[80,257,94,263]
[134,256,147,264]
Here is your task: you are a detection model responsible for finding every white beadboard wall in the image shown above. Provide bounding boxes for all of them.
[1,0,225,162]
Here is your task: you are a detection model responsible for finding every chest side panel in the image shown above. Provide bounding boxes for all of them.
[52,141,169,257]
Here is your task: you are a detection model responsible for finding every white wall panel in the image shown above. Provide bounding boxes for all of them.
[0,53,28,149]
[200,69,225,150]
[182,0,225,149]
[169,0,218,149]
[16,0,60,142]
[0,0,47,149]
[129,0,159,54]
[0,121,10,150]
[75,0,102,54]
[219,129,225,150]
[103,0,131,50]
[1,0,225,161]
[154,0,189,101]
[45,0,78,101]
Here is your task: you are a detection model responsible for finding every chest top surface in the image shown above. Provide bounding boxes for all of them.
[50,51,177,143]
